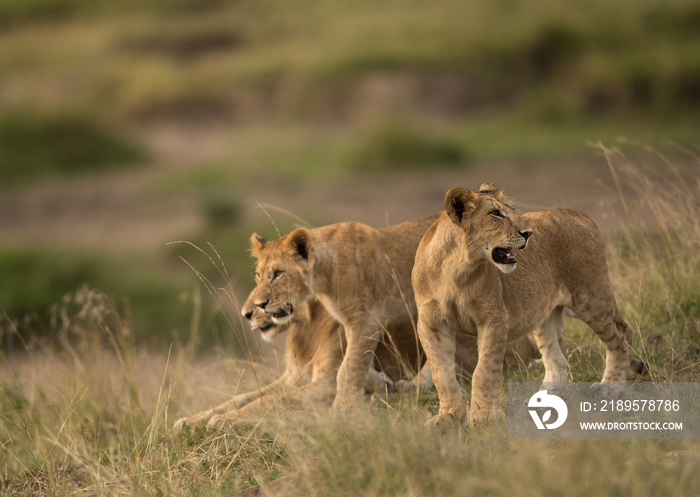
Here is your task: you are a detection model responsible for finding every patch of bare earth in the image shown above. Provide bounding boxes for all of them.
[0,122,685,258]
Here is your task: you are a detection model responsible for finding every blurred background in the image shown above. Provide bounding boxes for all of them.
[1,0,698,355]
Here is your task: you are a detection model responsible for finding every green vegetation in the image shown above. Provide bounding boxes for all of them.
[167,209,321,290]
[0,0,219,26]
[0,111,143,181]
[2,0,699,132]
[0,247,108,320]
[0,0,698,492]
[353,123,467,171]
[0,0,697,186]
[0,247,229,349]
[200,196,242,230]
[1,152,698,496]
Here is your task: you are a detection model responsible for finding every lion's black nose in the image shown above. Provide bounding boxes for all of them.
[255,299,269,310]
[243,309,253,320]
[519,230,532,240]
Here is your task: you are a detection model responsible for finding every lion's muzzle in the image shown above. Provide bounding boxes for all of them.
[269,303,294,323]
[492,247,517,265]
[250,322,275,333]
[518,229,532,249]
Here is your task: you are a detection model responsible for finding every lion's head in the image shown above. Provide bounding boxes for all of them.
[444,182,532,274]
[241,289,288,341]
[240,228,315,325]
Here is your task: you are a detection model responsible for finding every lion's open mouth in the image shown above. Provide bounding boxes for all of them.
[492,247,517,265]
[269,303,294,320]
[250,322,275,333]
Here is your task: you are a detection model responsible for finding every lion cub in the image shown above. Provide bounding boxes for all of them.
[413,183,635,426]
[175,297,423,430]
[240,215,440,409]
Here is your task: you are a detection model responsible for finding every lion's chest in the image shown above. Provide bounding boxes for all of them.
[450,283,562,342]
[444,297,479,337]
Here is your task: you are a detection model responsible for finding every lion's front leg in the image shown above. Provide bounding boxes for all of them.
[365,365,395,395]
[207,374,337,429]
[206,394,277,430]
[174,407,218,431]
[174,395,249,432]
[470,320,508,425]
[417,304,465,427]
[332,325,378,410]
[174,374,291,431]
[301,373,338,406]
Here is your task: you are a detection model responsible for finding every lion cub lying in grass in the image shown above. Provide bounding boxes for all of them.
[413,183,639,427]
[174,298,413,430]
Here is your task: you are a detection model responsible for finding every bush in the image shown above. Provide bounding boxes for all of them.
[353,124,467,171]
[0,0,219,26]
[0,247,200,347]
[0,111,144,181]
[201,197,242,230]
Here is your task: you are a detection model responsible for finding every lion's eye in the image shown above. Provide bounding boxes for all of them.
[273,269,283,279]
[489,210,504,219]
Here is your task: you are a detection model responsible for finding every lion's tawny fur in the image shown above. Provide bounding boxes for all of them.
[177,296,440,429]
[241,215,440,408]
[413,184,634,426]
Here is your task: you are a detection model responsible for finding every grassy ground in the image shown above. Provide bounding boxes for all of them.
[0,1,698,493]
[1,0,698,347]
[1,152,698,496]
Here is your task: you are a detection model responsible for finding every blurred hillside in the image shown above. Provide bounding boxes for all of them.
[0,0,698,352]
[3,0,700,127]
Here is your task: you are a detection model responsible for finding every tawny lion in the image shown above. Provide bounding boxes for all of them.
[174,297,419,430]
[238,214,538,411]
[175,209,538,428]
[412,183,639,427]
[240,216,439,409]
[174,298,536,429]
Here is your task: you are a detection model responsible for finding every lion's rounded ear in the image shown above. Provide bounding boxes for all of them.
[444,186,478,224]
[478,182,505,200]
[250,233,268,258]
[286,228,313,262]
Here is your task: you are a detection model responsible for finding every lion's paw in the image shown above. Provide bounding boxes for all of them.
[425,413,461,433]
[332,391,367,411]
[470,409,506,426]
[173,417,190,432]
[206,414,226,431]
[393,379,413,394]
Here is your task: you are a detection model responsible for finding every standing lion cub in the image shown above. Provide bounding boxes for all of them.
[413,183,636,426]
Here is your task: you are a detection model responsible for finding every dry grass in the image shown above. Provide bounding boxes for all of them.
[2,151,700,495]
